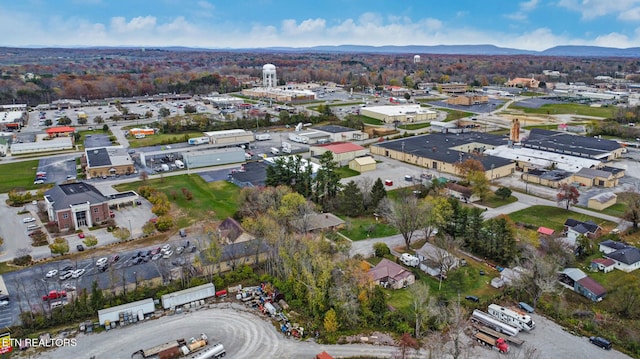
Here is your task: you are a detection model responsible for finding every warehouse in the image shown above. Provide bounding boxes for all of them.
[309,142,368,166]
[313,124,369,141]
[370,132,514,179]
[161,283,216,309]
[203,129,254,145]
[182,147,245,169]
[98,298,155,326]
[523,129,624,161]
[10,137,73,154]
[360,105,437,124]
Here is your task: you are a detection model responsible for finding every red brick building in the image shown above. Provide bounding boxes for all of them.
[44,182,110,230]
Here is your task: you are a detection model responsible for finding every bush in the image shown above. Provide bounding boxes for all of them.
[373,242,390,257]
[13,255,32,266]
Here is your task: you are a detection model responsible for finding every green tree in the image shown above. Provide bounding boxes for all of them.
[373,242,390,257]
[495,186,512,200]
[184,104,197,113]
[369,178,387,212]
[159,107,170,118]
[142,221,156,236]
[314,151,341,209]
[338,181,364,216]
[324,308,339,333]
[102,124,109,132]
[156,215,174,231]
[44,119,53,126]
[90,280,104,311]
[93,115,104,124]
[49,237,70,256]
[82,235,98,248]
[77,117,88,125]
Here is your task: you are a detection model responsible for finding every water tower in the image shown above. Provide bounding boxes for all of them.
[262,64,277,88]
[413,55,421,64]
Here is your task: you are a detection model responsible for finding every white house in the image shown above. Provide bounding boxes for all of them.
[600,240,640,273]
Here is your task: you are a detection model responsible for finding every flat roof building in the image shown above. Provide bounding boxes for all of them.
[523,129,623,161]
[83,147,135,179]
[360,105,437,124]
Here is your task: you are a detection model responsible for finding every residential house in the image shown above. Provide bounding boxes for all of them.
[491,266,526,289]
[558,268,606,302]
[445,182,479,203]
[415,241,459,279]
[600,240,640,273]
[564,219,602,240]
[295,213,345,233]
[369,258,415,290]
[590,258,616,273]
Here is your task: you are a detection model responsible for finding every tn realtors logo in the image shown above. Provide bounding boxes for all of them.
[0,332,77,352]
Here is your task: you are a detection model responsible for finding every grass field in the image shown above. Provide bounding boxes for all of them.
[398,122,431,130]
[338,216,399,241]
[360,116,384,125]
[114,175,241,223]
[479,194,518,208]
[0,159,41,193]
[128,132,204,148]
[335,166,360,179]
[509,103,616,118]
[439,108,475,122]
[507,205,616,231]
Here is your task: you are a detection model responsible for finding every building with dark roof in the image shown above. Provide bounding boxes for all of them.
[564,218,601,239]
[82,147,135,179]
[599,240,640,273]
[369,258,415,290]
[558,268,606,302]
[313,125,368,141]
[523,129,624,161]
[44,182,111,230]
[370,132,515,179]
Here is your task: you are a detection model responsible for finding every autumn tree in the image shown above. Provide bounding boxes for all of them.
[324,308,338,334]
[619,191,640,229]
[557,183,580,210]
[379,191,426,250]
[82,235,98,248]
[113,227,131,241]
[49,237,69,256]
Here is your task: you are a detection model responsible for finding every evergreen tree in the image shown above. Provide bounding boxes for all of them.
[315,152,341,209]
[338,181,364,216]
[369,178,387,212]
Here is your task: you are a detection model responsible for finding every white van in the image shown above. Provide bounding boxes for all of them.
[270,147,280,155]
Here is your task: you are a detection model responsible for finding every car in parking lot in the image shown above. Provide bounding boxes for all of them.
[151,253,162,261]
[61,265,73,272]
[162,250,174,259]
[110,254,120,263]
[132,257,144,265]
[71,269,85,278]
[161,244,172,253]
[76,244,85,251]
[78,232,85,239]
[589,336,612,350]
[96,257,108,267]
[176,246,184,255]
[33,179,44,185]
[58,271,73,280]
[22,217,36,223]
[45,269,58,278]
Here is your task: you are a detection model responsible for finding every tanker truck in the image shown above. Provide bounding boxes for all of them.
[471,309,519,337]
[132,333,210,359]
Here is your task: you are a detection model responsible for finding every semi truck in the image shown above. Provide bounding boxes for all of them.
[471,310,519,337]
[474,333,509,354]
[188,137,210,145]
[132,333,210,359]
[487,304,535,331]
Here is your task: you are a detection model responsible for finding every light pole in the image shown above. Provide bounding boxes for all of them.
[128,219,132,240]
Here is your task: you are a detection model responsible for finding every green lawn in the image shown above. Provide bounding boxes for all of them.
[128,132,204,148]
[335,166,360,179]
[478,194,518,208]
[439,108,475,122]
[338,216,399,241]
[507,205,616,232]
[114,175,241,222]
[509,103,616,118]
[522,124,560,130]
[398,122,431,130]
[360,116,384,125]
[0,160,41,193]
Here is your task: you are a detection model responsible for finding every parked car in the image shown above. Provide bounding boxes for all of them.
[62,283,76,291]
[78,232,85,239]
[151,253,162,261]
[589,336,612,350]
[465,295,480,303]
[110,254,120,263]
[76,244,84,252]
[96,257,108,267]
[58,271,73,281]
[22,217,36,223]
[162,250,174,259]
[518,302,534,313]
[33,179,44,185]
[45,269,58,278]
[71,269,85,278]
[161,244,172,253]
[176,246,184,255]
[60,265,73,272]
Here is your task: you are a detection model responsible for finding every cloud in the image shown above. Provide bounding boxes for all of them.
[557,0,640,20]
[197,1,214,10]
[619,7,640,21]
[520,0,539,11]
[281,18,326,35]
[505,12,527,21]
[110,16,157,34]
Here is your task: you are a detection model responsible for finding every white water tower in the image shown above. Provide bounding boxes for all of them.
[263,64,277,88]
[413,55,421,64]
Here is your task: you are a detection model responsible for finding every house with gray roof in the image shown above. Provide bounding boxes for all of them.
[44,182,110,230]
[600,240,640,272]
[564,218,601,240]
[558,268,606,302]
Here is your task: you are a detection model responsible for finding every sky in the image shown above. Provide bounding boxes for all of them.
[1,0,639,51]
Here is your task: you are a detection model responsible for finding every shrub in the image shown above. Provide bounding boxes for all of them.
[13,255,32,266]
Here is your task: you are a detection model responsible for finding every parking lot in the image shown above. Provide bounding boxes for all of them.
[37,156,77,185]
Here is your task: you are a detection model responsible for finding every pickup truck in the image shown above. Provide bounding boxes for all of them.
[43,290,66,301]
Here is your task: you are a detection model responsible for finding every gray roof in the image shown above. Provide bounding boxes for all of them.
[45,182,108,211]
[575,167,612,179]
[600,240,630,251]
[559,267,587,281]
[605,247,640,265]
[589,192,617,204]
[523,129,621,159]
[86,147,112,167]
[565,218,600,233]
[314,125,359,133]
[372,132,512,169]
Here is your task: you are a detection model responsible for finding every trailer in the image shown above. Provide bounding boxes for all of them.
[133,333,209,359]
[474,332,509,354]
[191,343,226,359]
[488,304,535,331]
[255,133,272,141]
[471,310,519,337]
[472,323,524,346]
[288,132,309,144]
[189,137,210,145]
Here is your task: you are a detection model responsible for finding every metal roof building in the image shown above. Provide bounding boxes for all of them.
[97,298,155,325]
[161,283,216,309]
